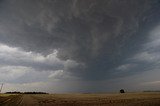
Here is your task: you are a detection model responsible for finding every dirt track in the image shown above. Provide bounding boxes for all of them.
[1,92,160,106]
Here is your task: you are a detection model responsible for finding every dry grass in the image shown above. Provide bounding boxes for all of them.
[0,94,17,97]
[0,92,160,106]
[27,92,160,106]
[0,94,22,105]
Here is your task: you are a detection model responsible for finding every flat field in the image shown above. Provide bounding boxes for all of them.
[0,92,160,106]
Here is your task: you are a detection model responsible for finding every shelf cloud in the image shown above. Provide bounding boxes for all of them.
[0,0,160,93]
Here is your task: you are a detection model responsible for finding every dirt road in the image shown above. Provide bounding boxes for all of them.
[1,92,160,106]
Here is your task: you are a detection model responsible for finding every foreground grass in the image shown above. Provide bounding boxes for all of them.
[0,94,22,105]
[0,92,160,106]
[0,94,17,97]
[26,92,160,106]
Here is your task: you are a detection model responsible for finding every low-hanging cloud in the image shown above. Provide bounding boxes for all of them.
[0,0,160,92]
[0,43,66,71]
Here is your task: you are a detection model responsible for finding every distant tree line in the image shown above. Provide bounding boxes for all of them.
[143,90,160,92]
[5,91,48,94]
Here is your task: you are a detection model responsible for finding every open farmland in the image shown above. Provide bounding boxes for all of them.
[0,92,160,106]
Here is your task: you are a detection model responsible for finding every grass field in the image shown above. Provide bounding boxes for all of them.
[0,92,160,106]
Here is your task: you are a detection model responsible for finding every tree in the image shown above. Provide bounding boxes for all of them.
[120,89,125,93]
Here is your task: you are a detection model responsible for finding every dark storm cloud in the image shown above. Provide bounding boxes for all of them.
[0,0,160,80]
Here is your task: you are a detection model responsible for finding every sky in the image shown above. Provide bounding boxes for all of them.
[0,0,160,93]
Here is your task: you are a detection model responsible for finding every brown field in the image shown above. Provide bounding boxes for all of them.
[0,92,160,106]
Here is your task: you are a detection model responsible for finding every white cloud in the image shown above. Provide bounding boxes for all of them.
[132,51,160,62]
[130,25,160,63]
[48,69,80,81]
[0,43,80,71]
[2,82,51,93]
[142,80,160,85]
[0,43,81,92]
[149,25,160,40]
[2,80,84,93]
[142,25,160,50]
[0,43,63,68]
[0,66,30,81]
[116,63,137,71]
[48,70,64,79]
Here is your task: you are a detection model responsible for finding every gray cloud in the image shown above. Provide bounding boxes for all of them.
[0,0,160,92]
[0,43,66,71]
